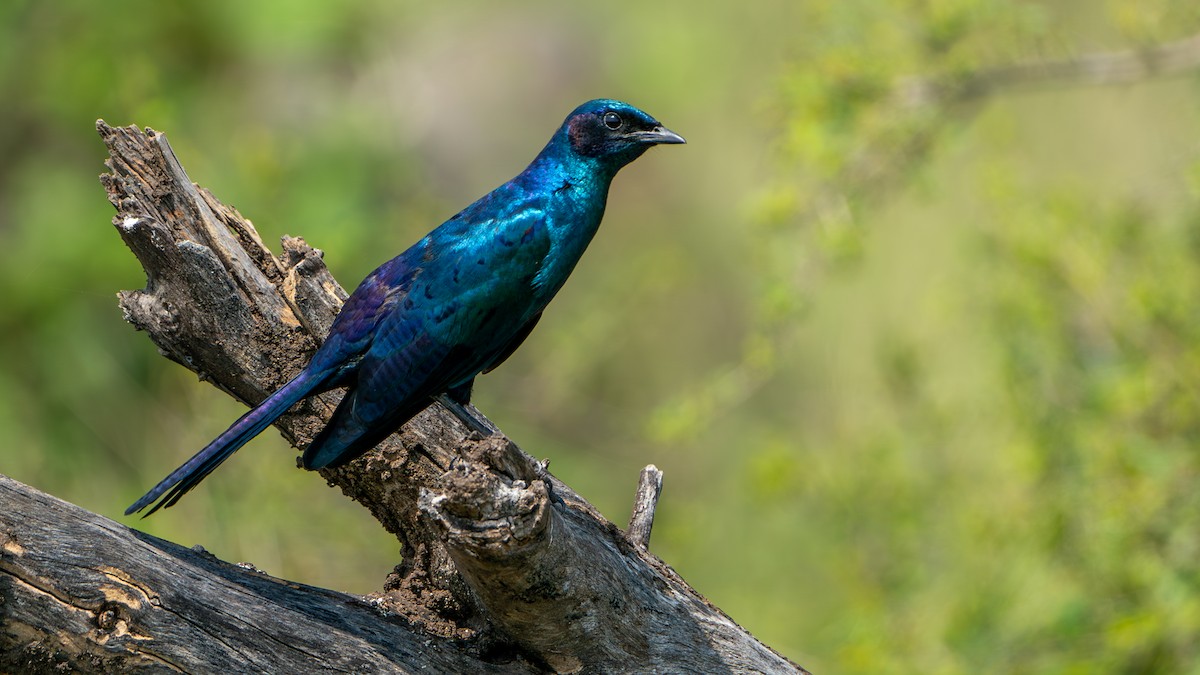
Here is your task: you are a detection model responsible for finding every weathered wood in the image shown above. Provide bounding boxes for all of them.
[0,120,806,673]
[0,474,529,674]
[422,444,791,673]
[99,119,488,641]
[627,465,664,550]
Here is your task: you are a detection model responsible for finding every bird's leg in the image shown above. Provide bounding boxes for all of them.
[435,393,499,437]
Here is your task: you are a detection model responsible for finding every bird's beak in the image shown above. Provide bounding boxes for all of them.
[634,125,687,145]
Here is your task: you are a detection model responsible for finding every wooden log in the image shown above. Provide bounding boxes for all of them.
[0,474,528,674]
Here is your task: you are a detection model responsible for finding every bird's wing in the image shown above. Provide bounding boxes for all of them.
[305,242,425,379]
[360,205,552,408]
[303,206,552,468]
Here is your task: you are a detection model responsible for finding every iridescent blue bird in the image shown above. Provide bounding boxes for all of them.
[127,99,685,516]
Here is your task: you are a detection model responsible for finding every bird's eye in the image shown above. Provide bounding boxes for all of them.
[602,112,623,130]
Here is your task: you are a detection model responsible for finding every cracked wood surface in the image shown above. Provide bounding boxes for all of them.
[0,474,524,674]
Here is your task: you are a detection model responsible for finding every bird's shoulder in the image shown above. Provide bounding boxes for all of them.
[311,242,426,362]
[430,181,555,270]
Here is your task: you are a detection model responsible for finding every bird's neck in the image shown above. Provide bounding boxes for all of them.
[514,135,619,300]
[522,135,619,198]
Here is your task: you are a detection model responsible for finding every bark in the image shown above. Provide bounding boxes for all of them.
[626,465,664,550]
[0,121,805,674]
[0,474,525,674]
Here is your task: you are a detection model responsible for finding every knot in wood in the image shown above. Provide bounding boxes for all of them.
[95,601,125,633]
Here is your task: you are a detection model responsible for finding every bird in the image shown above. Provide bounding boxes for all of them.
[126,99,685,517]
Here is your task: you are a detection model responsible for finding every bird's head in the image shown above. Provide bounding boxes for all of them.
[559,99,685,168]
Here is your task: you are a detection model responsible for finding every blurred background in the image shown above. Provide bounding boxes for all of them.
[3,0,1200,671]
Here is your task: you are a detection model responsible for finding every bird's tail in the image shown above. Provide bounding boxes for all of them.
[125,371,324,517]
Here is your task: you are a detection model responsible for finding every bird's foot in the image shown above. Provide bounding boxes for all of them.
[435,394,499,437]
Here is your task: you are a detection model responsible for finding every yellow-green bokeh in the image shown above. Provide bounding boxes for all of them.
[3,1,1199,671]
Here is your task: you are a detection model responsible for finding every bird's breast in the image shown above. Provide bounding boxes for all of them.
[530,191,605,297]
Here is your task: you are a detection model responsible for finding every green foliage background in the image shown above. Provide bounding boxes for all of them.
[2,0,1199,671]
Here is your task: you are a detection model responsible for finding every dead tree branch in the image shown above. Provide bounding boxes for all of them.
[0,474,526,674]
[626,465,664,550]
[0,121,805,674]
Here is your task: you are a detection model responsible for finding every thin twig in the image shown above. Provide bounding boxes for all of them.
[901,32,1200,107]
